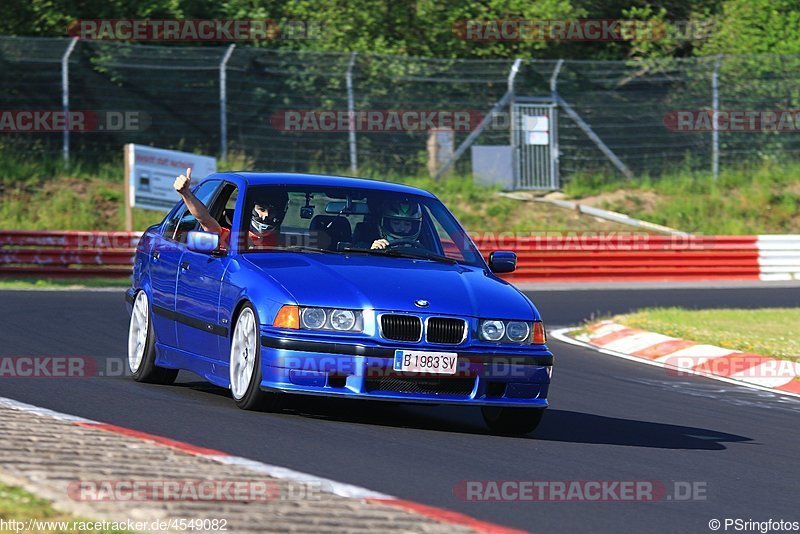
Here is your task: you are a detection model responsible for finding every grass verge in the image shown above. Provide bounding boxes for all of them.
[0,481,130,533]
[563,161,800,234]
[0,278,129,289]
[0,151,649,234]
[613,307,800,365]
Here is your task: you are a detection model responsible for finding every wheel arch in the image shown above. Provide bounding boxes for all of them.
[230,297,255,339]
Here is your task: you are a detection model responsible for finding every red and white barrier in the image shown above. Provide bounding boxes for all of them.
[0,230,141,277]
[756,235,800,281]
[473,235,764,282]
[1,230,799,282]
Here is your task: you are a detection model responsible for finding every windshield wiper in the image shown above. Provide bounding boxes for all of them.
[256,245,336,254]
[281,245,337,254]
[341,247,458,264]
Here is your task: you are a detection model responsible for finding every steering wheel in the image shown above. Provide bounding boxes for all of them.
[386,238,420,249]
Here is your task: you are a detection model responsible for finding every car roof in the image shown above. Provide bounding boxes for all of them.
[221,172,436,198]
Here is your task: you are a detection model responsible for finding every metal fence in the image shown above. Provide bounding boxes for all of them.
[3,36,800,186]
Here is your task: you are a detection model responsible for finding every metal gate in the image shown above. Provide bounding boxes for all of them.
[512,99,559,190]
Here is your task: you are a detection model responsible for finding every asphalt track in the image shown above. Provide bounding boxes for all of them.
[1,286,799,533]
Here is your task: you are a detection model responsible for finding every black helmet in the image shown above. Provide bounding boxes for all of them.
[250,191,289,235]
[379,198,422,242]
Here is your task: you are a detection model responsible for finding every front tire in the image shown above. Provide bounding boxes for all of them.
[128,290,178,385]
[481,406,544,435]
[229,303,282,411]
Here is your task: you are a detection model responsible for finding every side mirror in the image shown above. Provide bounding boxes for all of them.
[186,231,220,254]
[489,251,516,273]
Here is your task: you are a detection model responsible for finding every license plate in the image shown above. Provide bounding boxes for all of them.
[393,350,458,375]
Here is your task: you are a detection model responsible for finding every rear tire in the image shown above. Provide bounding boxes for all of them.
[481,406,544,435]
[229,303,283,411]
[128,290,178,385]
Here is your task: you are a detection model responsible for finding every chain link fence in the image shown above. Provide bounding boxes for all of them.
[2,36,800,185]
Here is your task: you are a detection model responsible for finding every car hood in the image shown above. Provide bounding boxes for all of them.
[243,253,538,319]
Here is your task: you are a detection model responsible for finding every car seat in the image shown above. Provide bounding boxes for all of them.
[352,218,381,248]
[309,215,352,250]
[221,208,235,229]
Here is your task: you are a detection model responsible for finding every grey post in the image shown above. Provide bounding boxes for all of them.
[508,59,522,187]
[712,55,722,180]
[61,37,78,164]
[549,60,564,188]
[508,58,522,145]
[346,52,358,174]
[219,44,236,161]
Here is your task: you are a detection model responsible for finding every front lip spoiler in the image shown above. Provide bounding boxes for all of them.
[258,385,550,407]
[260,335,553,366]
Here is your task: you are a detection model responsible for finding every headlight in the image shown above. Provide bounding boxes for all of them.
[330,309,356,331]
[506,321,530,342]
[479,319,542,344]
[297,307,363,332]
[300,307,326,329]
[480,320,505,341]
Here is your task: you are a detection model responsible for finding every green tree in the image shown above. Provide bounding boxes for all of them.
[698,0,800,56]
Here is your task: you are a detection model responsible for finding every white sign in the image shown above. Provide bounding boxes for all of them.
[523,115,549,132]
[126,144,216,212]
[526,131,550,145]
[523,115,549,145]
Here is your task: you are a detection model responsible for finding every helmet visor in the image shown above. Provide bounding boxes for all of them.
[250,204,283,234]
[381,216,421,240]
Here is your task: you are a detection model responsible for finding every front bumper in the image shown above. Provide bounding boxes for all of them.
[259,334,552,407]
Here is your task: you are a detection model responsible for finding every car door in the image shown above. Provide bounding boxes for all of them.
[149,206,186,348]
[151,180,222,349]
[175,182,237,360]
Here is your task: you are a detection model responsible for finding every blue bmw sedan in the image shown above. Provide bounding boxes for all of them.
[126,173,553,434]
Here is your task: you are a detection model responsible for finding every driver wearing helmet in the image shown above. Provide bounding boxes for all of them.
[173,168,288,250]
[370,198,423,250]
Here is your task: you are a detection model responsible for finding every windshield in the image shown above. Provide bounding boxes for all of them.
[237,185,485,268]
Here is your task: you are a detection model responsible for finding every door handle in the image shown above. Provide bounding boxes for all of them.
[152,250,160,262]
[180,261,190,271]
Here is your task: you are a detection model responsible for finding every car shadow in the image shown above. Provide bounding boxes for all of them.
[175,379,752,451]
[533,409,753,450]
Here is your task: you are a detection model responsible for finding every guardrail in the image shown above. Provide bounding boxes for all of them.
[0,231,140,277]
[472,235,764,282]
[1,231,799,282]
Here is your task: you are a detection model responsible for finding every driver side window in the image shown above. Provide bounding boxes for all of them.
[165,180,222,243]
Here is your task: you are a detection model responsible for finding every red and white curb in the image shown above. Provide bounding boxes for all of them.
[0,396,524,534]
[550,322,800,399]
